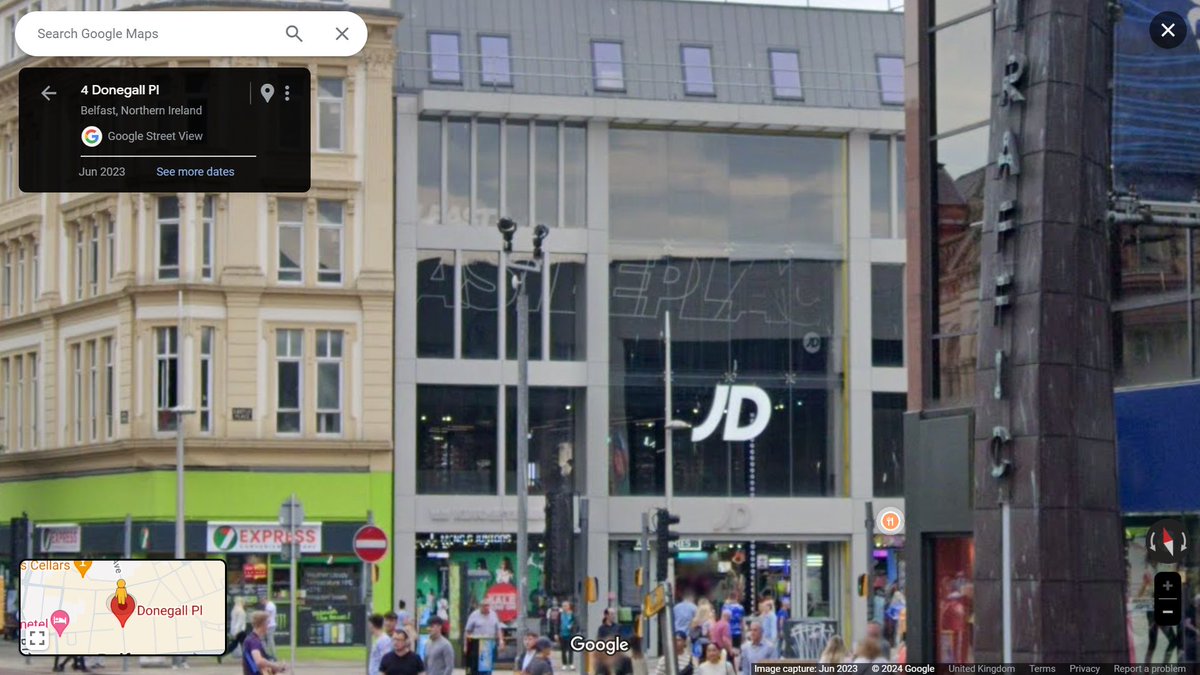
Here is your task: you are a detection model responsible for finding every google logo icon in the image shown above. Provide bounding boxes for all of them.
[81,126,103,148]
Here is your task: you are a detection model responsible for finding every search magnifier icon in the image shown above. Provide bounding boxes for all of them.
[286,25,302,41]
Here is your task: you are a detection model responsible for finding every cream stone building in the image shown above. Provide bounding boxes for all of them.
[0,0,400,615]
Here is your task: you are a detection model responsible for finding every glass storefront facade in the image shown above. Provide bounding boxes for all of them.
[406,110,901,647]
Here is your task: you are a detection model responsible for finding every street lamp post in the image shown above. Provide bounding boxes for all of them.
[173,290,195,562]
[497,218,549,648]
[661,311,691,595]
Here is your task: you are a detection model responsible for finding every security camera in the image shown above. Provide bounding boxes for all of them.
[532,224,550,259]
[497,218,518,253]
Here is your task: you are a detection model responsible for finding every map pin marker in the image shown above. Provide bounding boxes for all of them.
[50,610,69,637]
[260,83,274,103]
[73,561,92,579]
[109,580,136,628]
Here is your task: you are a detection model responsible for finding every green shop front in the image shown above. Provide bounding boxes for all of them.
[0,469,393,655]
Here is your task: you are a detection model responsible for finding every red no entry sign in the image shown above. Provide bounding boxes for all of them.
[353,525,389,563]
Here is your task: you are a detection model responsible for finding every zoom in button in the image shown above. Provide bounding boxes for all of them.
[1154,571,1182,626]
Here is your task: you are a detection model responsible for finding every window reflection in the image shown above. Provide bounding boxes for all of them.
[933,12,992,134]
[550,256,586,360]
[872,265,904,366]
[446,118,471,225]
[609,128,845,247]
[872,393,905,496]
[418,119,441,225]
[1116,225,1187,300]
[1115,303,1189,387]
[931,126,986,405]
[504,387,582,495]
[417,385,497,494]
[536,122,559,227]
[506,264,543,361]
[609,257,839,497]
[507,121,530,228]
[461,252,500,359]
[870,137,892,238]
[476,120,501,227]
[417,250,455,358]
[933,537,974,663]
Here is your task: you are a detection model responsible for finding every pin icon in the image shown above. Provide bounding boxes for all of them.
[109,580,136,629]
[73,561,92,579]
[50,610,69,637]
[260,83,274,103]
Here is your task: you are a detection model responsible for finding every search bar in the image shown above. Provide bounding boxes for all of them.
[16,11,367,57]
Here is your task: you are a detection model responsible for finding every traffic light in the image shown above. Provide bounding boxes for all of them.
[655,508,680,580]
[584,576,598,604]
[857,574,869,597]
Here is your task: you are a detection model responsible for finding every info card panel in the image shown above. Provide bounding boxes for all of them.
[19,67,310,192]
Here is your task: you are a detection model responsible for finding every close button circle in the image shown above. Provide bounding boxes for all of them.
[1151,11,1187,49]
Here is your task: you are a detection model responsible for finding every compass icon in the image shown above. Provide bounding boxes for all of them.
[1147,518,1187,565]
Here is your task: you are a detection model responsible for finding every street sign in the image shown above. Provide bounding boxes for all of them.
[352,525,389,563]
[279,497,305,528]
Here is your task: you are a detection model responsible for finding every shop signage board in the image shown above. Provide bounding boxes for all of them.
[37,524,81,553]
[206,521,322,553]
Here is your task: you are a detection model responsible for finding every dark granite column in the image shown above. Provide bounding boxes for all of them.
[974,0,1127,663]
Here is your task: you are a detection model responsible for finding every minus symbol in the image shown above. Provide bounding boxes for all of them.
[1161,610,1174,614]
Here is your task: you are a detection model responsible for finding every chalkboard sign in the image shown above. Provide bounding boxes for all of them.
[301,564,360,604]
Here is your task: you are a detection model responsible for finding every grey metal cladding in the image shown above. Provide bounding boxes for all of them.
[393,0,903,110]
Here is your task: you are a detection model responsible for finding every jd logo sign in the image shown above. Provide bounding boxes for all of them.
[691,385,771,442]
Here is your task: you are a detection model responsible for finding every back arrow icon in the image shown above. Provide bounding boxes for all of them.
[41,86,55,101]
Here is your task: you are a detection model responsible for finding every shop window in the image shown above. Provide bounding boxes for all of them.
[504,387,582,495]
[416,385,498,494]
[549,255,585,360]
[608,257,839,498]
[932,537,974,663]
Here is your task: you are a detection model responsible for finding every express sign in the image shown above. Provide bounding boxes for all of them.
[206,521,323,553]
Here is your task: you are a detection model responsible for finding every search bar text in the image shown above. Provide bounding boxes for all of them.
[16,11,367,57]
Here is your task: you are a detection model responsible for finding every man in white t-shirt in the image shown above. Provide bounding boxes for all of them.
[464,600,505,675]
[261,596,279,657]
